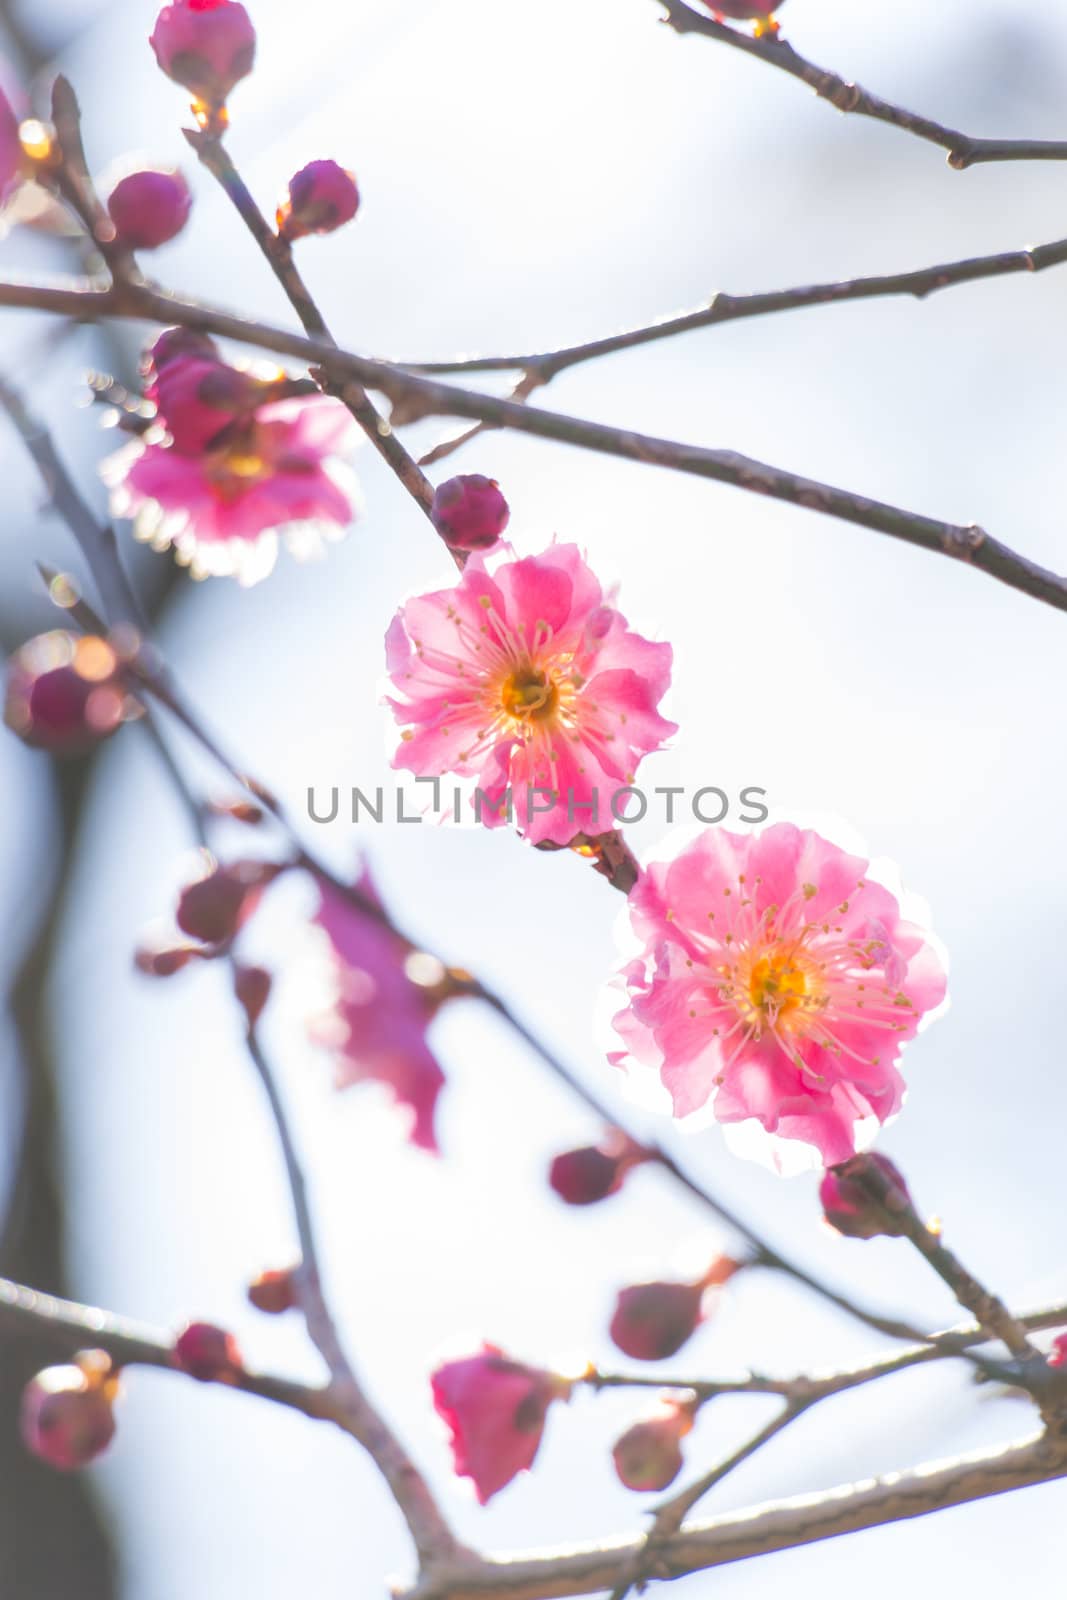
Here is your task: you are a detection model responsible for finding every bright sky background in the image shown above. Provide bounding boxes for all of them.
[4,0,1067,1594]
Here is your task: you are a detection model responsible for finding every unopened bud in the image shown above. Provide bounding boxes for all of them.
[612,1397,696,1491]
[4,632,136,754]
[234,964,272,1026]
[20,1356,117,1471]
[610,1279,707,1362]
[176,859,278,945]
[549,1136,649,1206]
[277,159,360,242]
[247,1267,298,1315]
[173,1321,243,1382]
[820,1153,914,1241]
[107,168,191,250]
[430,475,510,552]
[150,0,257,108]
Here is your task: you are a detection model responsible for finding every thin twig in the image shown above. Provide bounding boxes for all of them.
[3,276,1065,616]
[408,236,1067,381]
[650,2,1067,171]
[586,1302,1067,1403]
[184,128,442,533]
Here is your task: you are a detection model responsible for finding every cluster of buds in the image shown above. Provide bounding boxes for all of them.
[20,1351,119,1472]
[4,632,140,756]
[610,1256,741,1362]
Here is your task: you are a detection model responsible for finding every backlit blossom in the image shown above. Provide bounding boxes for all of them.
[431,1346,571,1503]
[103,394,359,584]
[312,872,449,1152]
[610,824,947,1170]
[386,542,675,845]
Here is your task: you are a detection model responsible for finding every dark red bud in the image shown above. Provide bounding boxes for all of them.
[430,475,510,552]
[820,1153,914,1241]
[247,1267,298,1315]
[173,1321,243,1382]
[610,1280,706,1362]
[234,965,272,1027]
[176,859,278,945]
[612,1401,695,1491]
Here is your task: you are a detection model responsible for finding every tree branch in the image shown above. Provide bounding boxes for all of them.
[406,235,1067,380]
[404,1431,1067,1600]
[650,2,1067,170]
[3,276,1065,615]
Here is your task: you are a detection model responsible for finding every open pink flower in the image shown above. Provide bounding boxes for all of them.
[431,1346,571,1503]
[386,543,675,845]
[103,395,359,584]
[610,824,947,1170]
[312,873,447,1152]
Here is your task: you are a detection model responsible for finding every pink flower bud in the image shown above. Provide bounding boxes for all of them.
[0,86,21,199]
[150,0,257,107]
[612,1398,696,1491]
[549,1136,649,1206]
[700,0,784,21]
[142,326,220,389]
[173,1321,243,1381]
[248,1267,298,1315]
[135,943,198,977]
[20,1360,117,1471]
[610,1279,707,1362]
[107,169,192,250]
[430,475,510,552]
[820,1153,914,1241]
[277,159,360,242]
[1048,1333,1067,1370]
[431,1345,571,1503]
[234,964,272,1026]
[152,356,262,454]
[4,633,135,754]
[176,859,277,945]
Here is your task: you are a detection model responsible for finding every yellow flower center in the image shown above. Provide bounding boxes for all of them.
[721,942,826,1039]
[500,666,558,724]
[747,952,809,1020]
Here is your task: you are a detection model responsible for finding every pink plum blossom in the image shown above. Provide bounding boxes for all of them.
[103,394,359,584]
[610,824,947,1170]
[431,1346,571,1503]
[312,873,448,1152]
[385,542,675,845]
